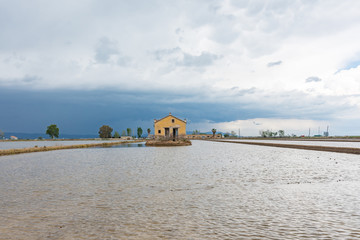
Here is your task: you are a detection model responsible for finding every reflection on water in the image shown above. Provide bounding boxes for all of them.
[0,141,360,239]
[106,142,147,148]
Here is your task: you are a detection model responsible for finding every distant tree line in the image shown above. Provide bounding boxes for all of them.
[221,131,235,138]
[192,129,219,136]
[259,130,286,138]
[98,125,149,139]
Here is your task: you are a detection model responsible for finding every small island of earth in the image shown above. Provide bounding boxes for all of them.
[145,139,192,147]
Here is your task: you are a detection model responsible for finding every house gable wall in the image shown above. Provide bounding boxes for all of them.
[154,115,186,137]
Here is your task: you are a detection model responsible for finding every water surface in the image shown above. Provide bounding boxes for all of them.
[0,141,359,239]
[0,139,122,150]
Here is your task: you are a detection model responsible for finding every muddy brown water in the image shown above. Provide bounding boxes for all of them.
[0,141,359,239]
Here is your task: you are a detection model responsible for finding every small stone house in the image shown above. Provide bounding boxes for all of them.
[154,113,186,139]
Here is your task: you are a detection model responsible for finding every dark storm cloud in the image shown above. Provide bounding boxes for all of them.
[0,75,41,84]
[22,75,41,82]
[1,86,358,136]
[0,87,272,134]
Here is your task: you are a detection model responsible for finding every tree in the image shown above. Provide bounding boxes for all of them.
[230,131,237,137]
[192,130,200,135]
[224,132,230,138]
[99,125,113,138]
[46,124,59,139]
[121,130,126,136]
[113,131,120,138]
[211,128,216,137]
[0,129,4,139]
[260,129,278,138]
[137,127,143,138]
[126,128,132,136]
[147,128,151,136]
[278,130,285,137]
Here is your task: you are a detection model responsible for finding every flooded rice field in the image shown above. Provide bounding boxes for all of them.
[0,140,121,150]
[0,141,360,239]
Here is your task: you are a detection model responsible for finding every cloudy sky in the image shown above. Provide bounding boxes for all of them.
[1,0,360,136]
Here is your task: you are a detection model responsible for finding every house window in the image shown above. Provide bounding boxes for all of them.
[172,119,175,123]
[158,130,161,134]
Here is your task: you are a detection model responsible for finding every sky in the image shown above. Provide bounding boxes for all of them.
[1,0,360,136]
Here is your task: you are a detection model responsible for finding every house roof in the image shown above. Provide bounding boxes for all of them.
[154,113,186,123]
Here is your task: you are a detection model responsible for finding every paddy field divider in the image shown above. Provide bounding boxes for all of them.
[0,140,144,157]
[207,139,360,155]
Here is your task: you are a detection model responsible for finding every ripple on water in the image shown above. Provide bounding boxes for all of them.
[0,141,360,239]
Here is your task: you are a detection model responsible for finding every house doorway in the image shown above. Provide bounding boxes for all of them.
[165,128,170,138]
[173,128,178,141]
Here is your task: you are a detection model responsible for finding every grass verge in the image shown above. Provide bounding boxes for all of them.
[0,140,143,157]
[145,139,192,146]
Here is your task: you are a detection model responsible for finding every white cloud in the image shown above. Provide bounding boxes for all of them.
[153,47,221,67]
[267,61,282,67]
[1,0,360,133]
[94,37,120,64]
[305,76,322,83]
[180,52,220,67]
[94,37,131,66]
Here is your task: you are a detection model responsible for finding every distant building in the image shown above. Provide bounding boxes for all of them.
[10,136,18,140]
[154,113,186,139]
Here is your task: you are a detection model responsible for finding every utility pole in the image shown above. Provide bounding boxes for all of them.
[309,128,311,137]
[238,129,240,138]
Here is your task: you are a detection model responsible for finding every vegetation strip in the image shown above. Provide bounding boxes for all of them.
[0,140,143,157]
[145,139,192,146]
[208,140,360,155]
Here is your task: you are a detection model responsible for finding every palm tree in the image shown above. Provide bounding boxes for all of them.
[212,128,216,138]
[147,128,151,136]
